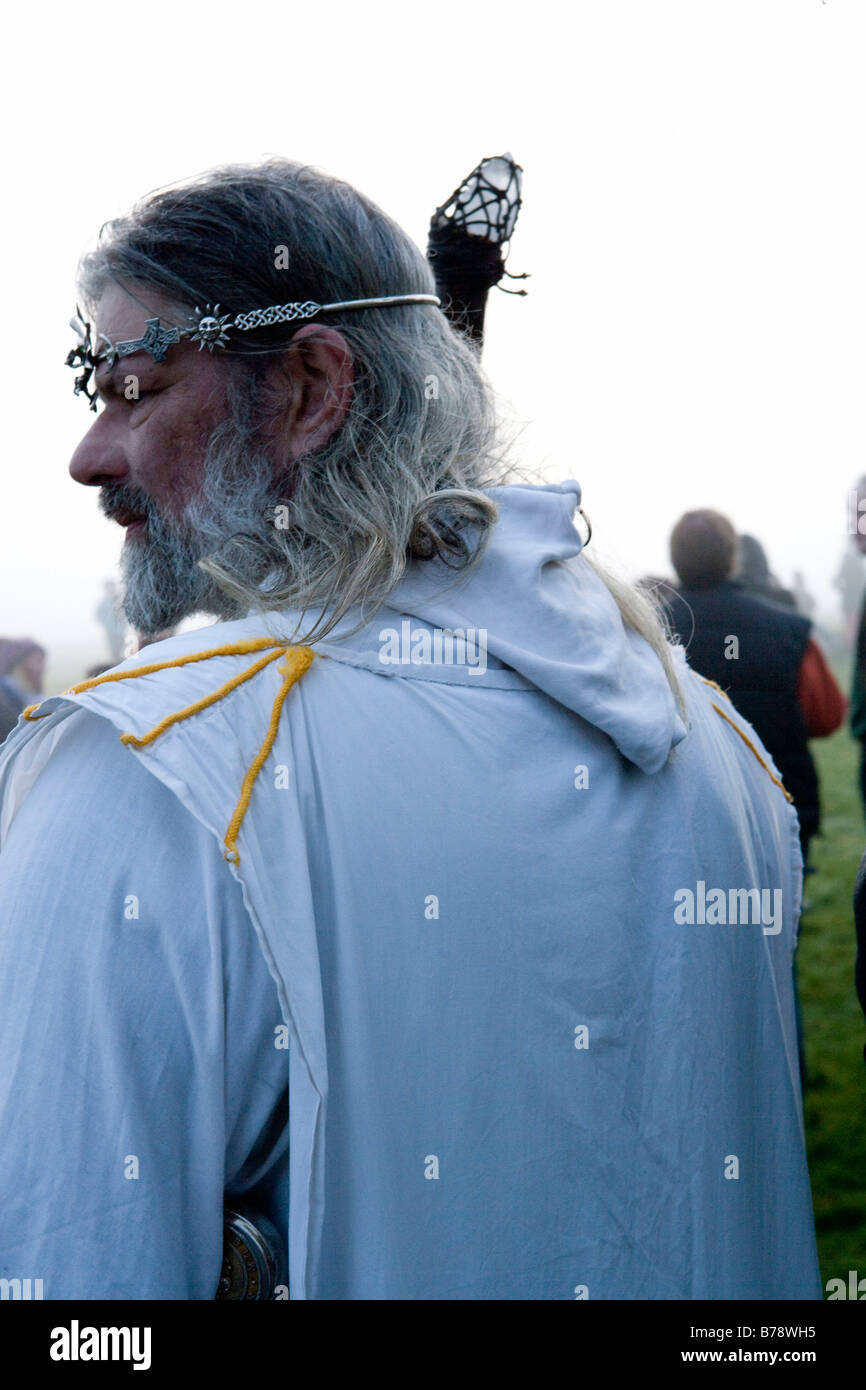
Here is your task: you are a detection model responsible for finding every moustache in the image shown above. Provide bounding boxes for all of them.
[98,484,161,531]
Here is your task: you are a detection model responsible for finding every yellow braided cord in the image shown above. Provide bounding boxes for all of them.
[120,649,286,749]
[63,638,292,696]
[24,639,295,722]
[710,702,794,803]
[223,645,315,865]
[699,677,732,703]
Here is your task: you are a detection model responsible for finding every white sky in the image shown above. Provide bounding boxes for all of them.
[1,0,863,680]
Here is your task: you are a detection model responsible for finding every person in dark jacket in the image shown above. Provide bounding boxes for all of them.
[664,511,846,1091]
[663,510,842,862]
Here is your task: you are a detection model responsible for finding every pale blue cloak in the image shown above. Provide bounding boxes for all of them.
[0,481,822,1298]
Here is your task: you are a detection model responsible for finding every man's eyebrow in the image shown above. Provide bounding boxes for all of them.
[93,356,162,396]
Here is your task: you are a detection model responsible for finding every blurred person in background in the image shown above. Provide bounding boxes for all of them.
[0,639,45,742]
[95,579,127,665]
[664,511,845,1090]
[663,510,844,865]
[736,533,797,609]
[848,477,866,1066]
[848,476,866,820]
[791,570,816,621]
[833,545,866,648]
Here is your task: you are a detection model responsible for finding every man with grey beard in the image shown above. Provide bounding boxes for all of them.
[0,161,821,1301]
[98,390,283,639]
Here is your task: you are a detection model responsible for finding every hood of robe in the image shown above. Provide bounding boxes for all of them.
[309,478,687,775]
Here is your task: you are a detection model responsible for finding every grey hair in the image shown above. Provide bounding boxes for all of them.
[77,160,509,641]
[588,551,686,717]
[194,322,509,642]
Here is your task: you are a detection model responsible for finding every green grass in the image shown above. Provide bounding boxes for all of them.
[800,708,866,1289]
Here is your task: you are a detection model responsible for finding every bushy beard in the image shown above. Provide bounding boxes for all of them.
[100,410,287,636]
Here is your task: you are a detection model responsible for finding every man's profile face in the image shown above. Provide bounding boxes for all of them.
[67,279,353,638]
[68,282,241,634]
[69,282,229,526]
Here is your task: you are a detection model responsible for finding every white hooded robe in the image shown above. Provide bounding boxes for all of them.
[0,481,821,1299]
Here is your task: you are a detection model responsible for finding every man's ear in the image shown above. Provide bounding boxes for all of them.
[265,325,354,463]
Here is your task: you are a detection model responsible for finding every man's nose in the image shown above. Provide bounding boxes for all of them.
[68,414,128,487]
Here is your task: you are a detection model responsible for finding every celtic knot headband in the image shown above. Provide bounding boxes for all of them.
[66,293,441,410]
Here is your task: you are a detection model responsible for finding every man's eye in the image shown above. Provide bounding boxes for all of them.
[91,381,158,408]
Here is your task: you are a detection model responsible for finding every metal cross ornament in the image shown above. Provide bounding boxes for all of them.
[113,318,182,363]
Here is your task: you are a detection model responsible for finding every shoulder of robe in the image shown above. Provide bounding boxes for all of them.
[678,662,795,808]
[12,620,320,867]
[20,620,319,744]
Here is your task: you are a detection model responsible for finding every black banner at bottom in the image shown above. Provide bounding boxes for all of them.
[1,1297,860,1375]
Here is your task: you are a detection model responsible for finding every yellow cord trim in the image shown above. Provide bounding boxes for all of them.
[66,637,292,695]
[119,649,286,750]
[699,677,731,703]
[25,638,316,865]
[223,645,315,865]
[710,702,794,803]
[24,638,300,721]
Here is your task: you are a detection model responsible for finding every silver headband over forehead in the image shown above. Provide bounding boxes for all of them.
[66,293,442,410]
